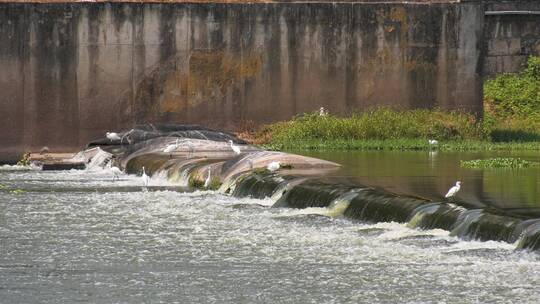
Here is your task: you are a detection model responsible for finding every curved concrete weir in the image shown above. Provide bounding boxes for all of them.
[78,125,540,252]
[124,142,341,188]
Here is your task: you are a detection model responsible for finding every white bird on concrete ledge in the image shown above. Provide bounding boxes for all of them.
[267,161,281,172]
[163,138,180,154]
[106,132,121,142]
[229,140,241,155]
[445,181,461,198]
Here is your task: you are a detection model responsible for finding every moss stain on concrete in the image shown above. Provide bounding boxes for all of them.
[142,50,262,115]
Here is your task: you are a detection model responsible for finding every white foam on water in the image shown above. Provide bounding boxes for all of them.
[3,161,540,303]
[444,238,517,252]
[0,164,42,171]
[274,200,351,219]
[374,221,444,240]
[148,169,183,187]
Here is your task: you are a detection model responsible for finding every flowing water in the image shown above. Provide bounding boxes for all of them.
[1,155,540,303]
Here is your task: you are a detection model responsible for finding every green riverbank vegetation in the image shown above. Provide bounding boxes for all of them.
[484,56,540,142]
[248,56,540,151]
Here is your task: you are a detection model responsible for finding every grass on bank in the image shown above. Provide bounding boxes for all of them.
[249,56,540,151]
[261,139,540,152]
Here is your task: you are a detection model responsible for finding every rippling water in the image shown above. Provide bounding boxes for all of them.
[1,167,539,303]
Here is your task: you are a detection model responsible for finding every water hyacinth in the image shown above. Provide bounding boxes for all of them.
[460,157,539,169]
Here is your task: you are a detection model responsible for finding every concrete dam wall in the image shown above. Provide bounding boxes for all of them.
[0,2,486,160]
[483,0,540,77]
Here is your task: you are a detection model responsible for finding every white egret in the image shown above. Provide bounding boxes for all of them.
[319,107,328,116]
[111,166,123,181]
[428,139,438,145]
[267,161,281,172]
[163,139,180,154]
[445,181,461,198]
[204,168,212,188]
[229,140,241,155]
[106,132,121,142]
[141,166,150,188]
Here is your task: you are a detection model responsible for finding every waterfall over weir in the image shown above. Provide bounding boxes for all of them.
[78,125,540,252]
[230,172,540,251]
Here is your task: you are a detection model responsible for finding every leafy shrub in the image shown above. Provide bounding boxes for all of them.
[264,108,487,144]
[484,56,540,117]
[483,56,540,141]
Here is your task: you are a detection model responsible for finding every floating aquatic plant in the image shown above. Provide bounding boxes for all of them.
[460,157,538,169]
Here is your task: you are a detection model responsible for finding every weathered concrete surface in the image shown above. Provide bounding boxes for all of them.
[0,2,484,161]
[483,0,540,77]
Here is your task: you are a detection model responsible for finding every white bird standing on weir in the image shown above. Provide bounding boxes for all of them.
[428,139,438,145]
[267,161,281,172]
[229,140,241,155]
[204,168,212,188]
[163,138,180,154]
[106,132,121,142]
[141,166,150,188]
[445,181,461,198]
[110,166,123,181]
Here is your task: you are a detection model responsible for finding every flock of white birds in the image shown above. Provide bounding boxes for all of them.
[104,132,247,190]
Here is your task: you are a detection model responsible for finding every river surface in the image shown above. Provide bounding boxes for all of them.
[1,153,540,303]
[292,150,540,218]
